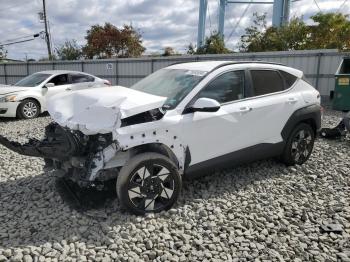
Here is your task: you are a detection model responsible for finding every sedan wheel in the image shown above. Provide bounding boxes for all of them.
[18,99,40,119]
[117,153,181,215]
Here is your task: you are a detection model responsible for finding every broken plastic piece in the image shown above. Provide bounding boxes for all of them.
[320,224,343,234]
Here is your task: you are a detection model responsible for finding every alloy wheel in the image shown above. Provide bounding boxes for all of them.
[290,129,313,164]
[22,101,38,118]
[127,164,175,212]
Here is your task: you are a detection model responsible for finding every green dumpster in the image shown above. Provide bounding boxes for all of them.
[332,57,350,111]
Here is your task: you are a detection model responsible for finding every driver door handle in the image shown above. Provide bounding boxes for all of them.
[239,107,252,113]
[286,97,298,104]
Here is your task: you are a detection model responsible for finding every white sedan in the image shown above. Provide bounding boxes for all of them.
[0,70,110,119]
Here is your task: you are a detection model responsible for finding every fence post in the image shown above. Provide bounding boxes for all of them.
[52,62,55,70]
[151,59,154,73]
[81,61,84,72]
[4,63,7,85]
[26,61,29,76]
[315,52,322,90]
[115,59,119,85]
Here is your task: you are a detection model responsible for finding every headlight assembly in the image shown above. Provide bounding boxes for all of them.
[0,94,18,102]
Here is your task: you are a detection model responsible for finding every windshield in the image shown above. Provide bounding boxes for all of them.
[14,73,51,87]
[130,69,207,109]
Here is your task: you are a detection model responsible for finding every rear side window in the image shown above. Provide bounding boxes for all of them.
[70,74,95,83]
[251,70,284,96]
[197,70,245,104]
[280,70,297,88]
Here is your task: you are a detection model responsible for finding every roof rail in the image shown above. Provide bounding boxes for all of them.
[169,60,286,71]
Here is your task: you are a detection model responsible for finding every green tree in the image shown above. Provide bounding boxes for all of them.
[240,12,350,52]
[308,13,350,51]
[187,43,196,55]
[83,23,146,59]
[162,47,176,56]
[197,33,231,54]
[55,40,82,60]
[0,46,7,60]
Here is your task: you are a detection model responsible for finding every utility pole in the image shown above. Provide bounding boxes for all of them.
[42,0,52,59]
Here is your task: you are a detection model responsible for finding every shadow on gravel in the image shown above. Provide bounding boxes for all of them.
[0,157,289,250]
[0,112,50,123]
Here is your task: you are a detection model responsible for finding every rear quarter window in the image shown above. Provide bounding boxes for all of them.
[251,70,284,96]
[279,70,298,88]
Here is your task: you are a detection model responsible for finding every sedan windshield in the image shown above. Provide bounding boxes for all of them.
[14,73,51,87]
[130,69,207,109]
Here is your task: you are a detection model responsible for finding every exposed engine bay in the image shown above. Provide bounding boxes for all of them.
[0,123,118,187]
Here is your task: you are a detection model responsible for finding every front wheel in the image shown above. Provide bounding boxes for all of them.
[116,153,182,215]
[281,123,315,166]
[17,99,40,119]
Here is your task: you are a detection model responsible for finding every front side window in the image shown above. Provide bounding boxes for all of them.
[251,70,284,96]
[14,73,51,87]
[197,70,245,104]
[130,68,206,109]
[70,74,94,83]
[48,74,69,86]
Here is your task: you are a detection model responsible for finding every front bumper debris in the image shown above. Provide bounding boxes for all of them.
[0,123,116,187]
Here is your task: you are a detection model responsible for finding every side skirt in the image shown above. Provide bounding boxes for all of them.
[184,142,285,180]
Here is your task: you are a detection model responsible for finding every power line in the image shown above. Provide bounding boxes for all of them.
[337,0,348,13]
[2,34,36,44]
[226,1,252,42]
[313,0,322,12]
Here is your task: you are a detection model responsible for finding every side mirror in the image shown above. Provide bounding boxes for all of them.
[44,83,55,88]
[188,97,220,113]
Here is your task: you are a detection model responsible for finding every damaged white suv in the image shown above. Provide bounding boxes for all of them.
[0,61,321,215]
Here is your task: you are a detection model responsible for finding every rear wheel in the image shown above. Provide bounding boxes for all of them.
[18,99,40,119]
[116,153,181,215]
[281,123,315,166]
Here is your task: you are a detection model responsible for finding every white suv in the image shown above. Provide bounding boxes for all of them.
[0,61,321,215]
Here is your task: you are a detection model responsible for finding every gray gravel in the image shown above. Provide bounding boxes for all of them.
[0,111,349,262]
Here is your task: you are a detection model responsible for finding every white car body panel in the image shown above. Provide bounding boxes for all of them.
[48,86,167,135]
[0,70,106,118]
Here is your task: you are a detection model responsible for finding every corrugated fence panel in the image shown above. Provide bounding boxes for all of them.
[83,62,116,77]
[28,63,53,74]
[0,77,5,85]
[6,64,27,76]
[0,64,5,76]
[54,62,82,71]
[118,60,152,76]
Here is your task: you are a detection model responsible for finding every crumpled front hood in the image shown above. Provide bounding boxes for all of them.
[0,86,27,95]
[47,86,167,135]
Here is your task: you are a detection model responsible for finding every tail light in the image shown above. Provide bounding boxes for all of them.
[104,80,111,86]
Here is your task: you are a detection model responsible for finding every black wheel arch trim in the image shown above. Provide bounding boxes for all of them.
[281,104,321,140]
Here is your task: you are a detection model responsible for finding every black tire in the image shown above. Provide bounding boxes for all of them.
[281,123,315,166]
[17,99,40,119]
[116,152,182,215]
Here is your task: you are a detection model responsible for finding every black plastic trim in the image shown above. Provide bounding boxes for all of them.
[281,104,321,139]
[184,142,285,180]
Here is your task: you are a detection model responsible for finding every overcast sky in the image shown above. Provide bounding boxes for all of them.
[0,0,349,60]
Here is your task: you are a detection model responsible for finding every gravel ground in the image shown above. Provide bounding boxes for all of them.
[0,110,349,262]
